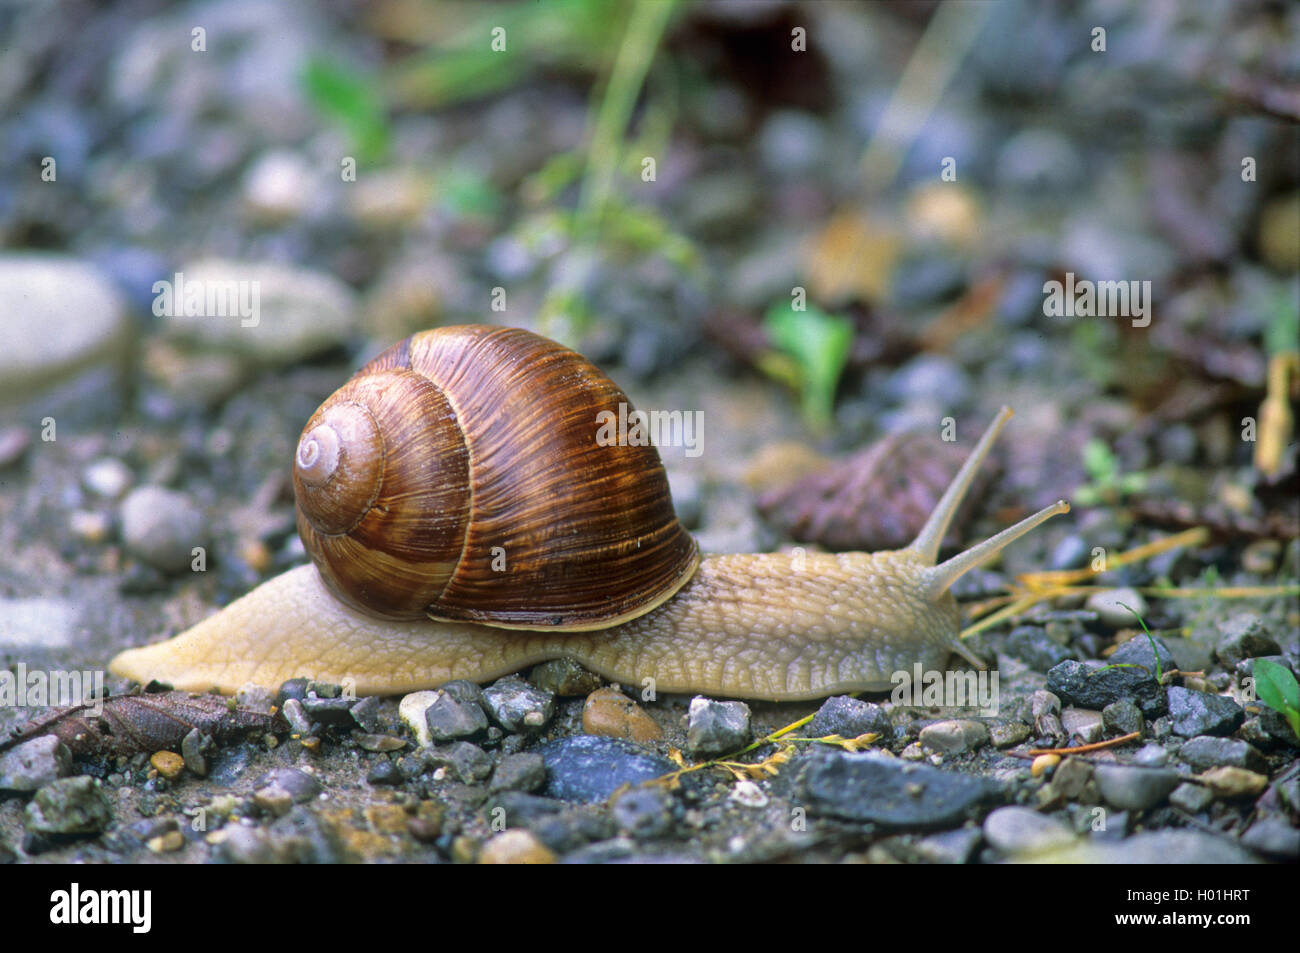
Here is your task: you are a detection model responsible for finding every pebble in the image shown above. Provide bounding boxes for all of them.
[685,696,751,758]
[147,829,185,853]
[0,254,129,403]
[366,761,403,787]
[1240,816,1300,860]
[354,733,406,753]
[478,829,556,864]
[1102,700,1145,735]
[408,741,492,784]
[163,259,356,364]
[1166,686,1244,737]
[481,676,555,732]
[1050,757,1095,800]
[729,780,769,809]
[1084,588,1147,628]
[82,457,133,499]
[1005,625,1076,673]
[982,806,1076,856]
[799,750,1001,829]
[990,722,1031,748]
[1132,743,1169,767]
[1169,782,1215,813]
[806,696,892,740]
[120,486,206,572]
[241,149,318,222]
[1039,830,1258,864]
[150,750,185,780]
[399,691,442,746]
[489,752,547,794]
[1214,614,1281,667]
[276,678,311,706]
[212,825,286,864]
[1092,764,1180,811]
[918,719,989,755]
[0,735,71,791]
[301,695,357,727]
[423,687,489,741]
[235,683,275,712]
[23,776,114,836]
[913,826,984,864]
[1060,708,1104,744]
[535,736,677,804]
[253,768,321,817]
[1176,736,1265,772]
[1031,753,1059,777]
[528,659,603,697]
[1198,766,1268,800]
[611,787,675,839]
[582,686,663,743]
[1046,636,1175,716]
[349,695,398,735]
[282,697,312,735]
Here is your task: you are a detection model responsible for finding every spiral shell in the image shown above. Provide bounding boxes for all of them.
[292,325,700,629]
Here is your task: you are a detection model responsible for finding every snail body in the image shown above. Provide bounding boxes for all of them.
[110,326,1068,700]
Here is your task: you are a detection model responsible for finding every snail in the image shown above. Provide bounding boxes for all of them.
[109,324,1069,700]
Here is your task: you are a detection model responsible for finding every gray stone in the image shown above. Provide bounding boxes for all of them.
[120,486,206,572]
[1061,708,1104,744]
[919,719,989,755]
[253,768,321,816]
[1215,614,1281,667]
[611,786,675,839]
[913,826,984,864]
[1169,782,1215,813]
[1041,830,1257,864]
[1167,686,1244,737]
[489,752,546,794]
[0,735,71,791]
[1005,625,1076,672]
[1051,757,1095,799]
[349,695,398,735]
[282,697,312,735]
[686,696,751,758]
[807,696,892,740]
[983,806,1076,856]
[1093,764,1180,811]
[408,741,492,784]
[300,695,357,727]
[1085,588,1147,628]
[1176,736,1265,772]
[1133,743,1170,767]
[989,721,1032,748]
[0,254,129,403]
[423,688,488,741]
[164,259,355,363]
[1047,636,1175,716]
[23,776,113,835]
[481,676,555,732]
[536,736,677,804]
[1240,816,1300,860]
[180,728,210,777]
[1102,699,1145,735]
[82,457,133,500]
[800,750,1001,829]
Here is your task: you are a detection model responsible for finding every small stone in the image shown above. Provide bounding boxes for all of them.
[253,768,321,816]
[612,786,675,839]
[1199,766,1268,799]
[354,733,406,753]
[1102,700,1145,735]
[1176,736,1265,771]
[489,752,547,794]
[1050,757,1094,800]
[686,696,751,758]
[1240,816,1300,860]
[919,719,989,755]
[276,678,311,706]
[82,457,133,499]
[481,676,555,732]
[418,742,492,783]
[1005,625,1076,672]
[282,697,312,735]
[479,829,556,864]
[23,776,113,836]
[1060,708,1104,744]
[366,761,403,787]
[1214,614,1281,667]
[806,696,891,739]
[120,486,206,572]
[1132,743,1169,767]
[582,686,662,743]
[147,829,185,853]
[69,510,112,544]
[301,695,357,727]
[424,688,489,742]
[1031,753,1060,777]
[983,806,1076,856]
[536,736,678,804]
[0,735,71,791]
[529,659,603,696]
[180,729,209,777]
[1085,588,1147,628]
[914,826,984,864]
[399,691,441,746]
[349,695,398,735]
[729,780,769,808]
[1047,636,1174,716]
[990,722,1031,748]
[235,683,275,712]
[150,750,185,780]
[1167,686,1244,737]
[1093,764,1180,811]
[1169,782,1215,813]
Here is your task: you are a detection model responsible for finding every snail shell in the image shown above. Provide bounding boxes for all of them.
[292,325,700,628]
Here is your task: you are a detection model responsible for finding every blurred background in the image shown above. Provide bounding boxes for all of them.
[0,0,1296,652]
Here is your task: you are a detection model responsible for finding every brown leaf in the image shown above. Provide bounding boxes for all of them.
[0,691,286,759]
[756,431,995,551]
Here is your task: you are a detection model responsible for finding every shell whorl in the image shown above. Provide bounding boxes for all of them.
[292,325,700,629]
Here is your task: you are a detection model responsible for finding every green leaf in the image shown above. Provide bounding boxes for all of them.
[301,57,389,163]
[762,302,853,430]
[1253,658,1300,738]
[1082,438,1118,484]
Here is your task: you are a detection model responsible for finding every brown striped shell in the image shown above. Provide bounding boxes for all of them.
[292,325,700,629]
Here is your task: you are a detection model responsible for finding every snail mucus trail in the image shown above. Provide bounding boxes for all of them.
[110,325,1069,701]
